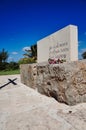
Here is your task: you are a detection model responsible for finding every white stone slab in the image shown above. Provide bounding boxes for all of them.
[37,25,78,63]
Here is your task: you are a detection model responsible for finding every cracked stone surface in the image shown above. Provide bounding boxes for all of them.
[0,75,86,130]
[20,60,86,105]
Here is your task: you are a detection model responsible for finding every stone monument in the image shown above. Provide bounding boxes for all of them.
[37,25,78,63]
[20,25,86,105]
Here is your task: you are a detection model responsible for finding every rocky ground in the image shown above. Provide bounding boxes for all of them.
[0,74,86,130]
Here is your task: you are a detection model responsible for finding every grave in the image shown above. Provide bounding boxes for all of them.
[20,25,86,105]
[37,25,78,63]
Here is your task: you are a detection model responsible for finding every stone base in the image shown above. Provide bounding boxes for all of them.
[20,60,86,105]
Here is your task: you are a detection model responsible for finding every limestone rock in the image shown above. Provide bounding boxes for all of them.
[37,60,86,105]
[20,60,86,105]
[20,64,37,89]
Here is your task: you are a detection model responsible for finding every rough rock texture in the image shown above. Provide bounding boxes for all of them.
[20,60,86,105]
[20,64,37,89]
[37,60,86,105]
[0,75,86,130]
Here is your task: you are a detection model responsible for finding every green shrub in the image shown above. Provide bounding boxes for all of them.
[6,62,19,70]
[18,58,36,65]
[0,62,9,70]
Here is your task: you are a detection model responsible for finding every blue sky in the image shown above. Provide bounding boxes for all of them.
[0,0,86,61]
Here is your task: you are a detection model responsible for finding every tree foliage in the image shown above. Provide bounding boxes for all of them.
[0,49,19,71]
[0,61,19,71]
[23,44,37,61]
[0,48,9,63]
[7,62,19,70]
[82,51,86,59]
[18,57,36,65]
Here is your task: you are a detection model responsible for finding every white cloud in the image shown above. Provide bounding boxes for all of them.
[8,56,13,60]
[81,48,86,53]
[12,52,18,55]
[78,40,85,44]
[8,56,14,62]
[22,46,31,51]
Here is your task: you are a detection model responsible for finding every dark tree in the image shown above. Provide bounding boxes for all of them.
[82,51,86,59]
[0,52,2,63]
[0,49,9,63]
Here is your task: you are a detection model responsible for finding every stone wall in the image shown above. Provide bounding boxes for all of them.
[20,60,86,105]
[20,63,37,89]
